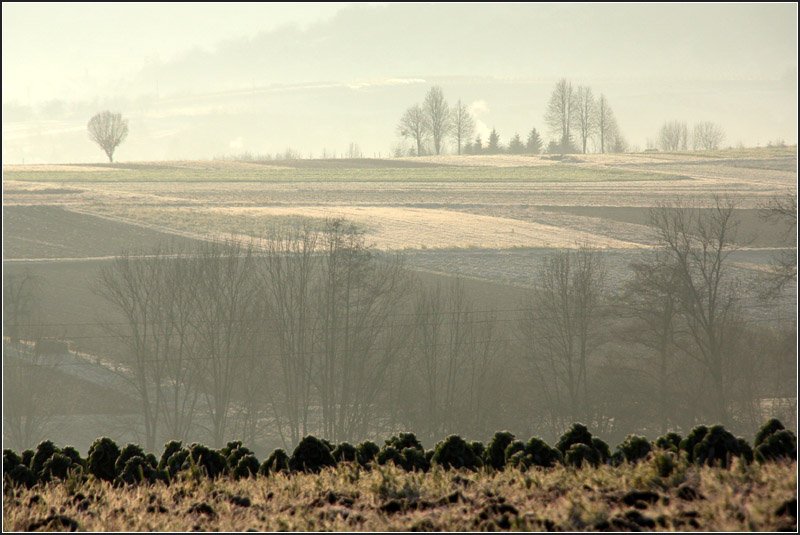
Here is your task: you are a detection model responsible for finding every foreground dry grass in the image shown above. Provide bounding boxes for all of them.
[4,461,796,532]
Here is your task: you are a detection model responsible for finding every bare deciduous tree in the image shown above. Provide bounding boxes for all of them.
[596,94,618,154]
[88,111,129,163]
[573,86,596,154]
[759,193,797,297]
[398,104,428,156]
[423,86,451,155]
[658,120,689,152]
[650,197,742,425]
[692,122,725,151]
[545,79,577,152]
[450,99,475,156]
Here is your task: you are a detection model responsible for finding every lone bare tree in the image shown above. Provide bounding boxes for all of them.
[573,86,596,154]
[88,111,129,162]
[423,86,451,155]
[450,99,475,155]
[545,79,577,152]
[398,104,428,156]
[759,192,797,297]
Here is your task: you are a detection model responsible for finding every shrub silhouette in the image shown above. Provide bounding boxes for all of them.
[87,437,121,482]
[3,449,22,475]
[159,441,183,471]
[507,450,530,469]
[220,441,243,458]
[289,436,336,473]
[21,449,34,468]
[115,444,146,476]
[556,423,593,455]
[401,447,430,472]
[654,432,682,451]
[693,425,749,467]
[755,430,797,463]
[7,465,37,488]
[485,431,515,470]
[616,435,652,464]
[377,445,402,466]
[385,432,423,452]
[332,442,357,463]
[31,440,59,476]
[41,453,74,482]
[680,425,708,463]
[187,444,228,478]
[60,447,85,469]
[320,438,335,452]
[565,443,600,468]
[504,440,525,465]
[356,441,380,468]
[432,435,481,470]
[754,418,785,447]
[592,437,611,464]
[118,455,157,485]
[165,449,190,478]
[653,451,676,477]
[259,449,290,476]
[233,454,260,479]
[524,437,562,468]
[470,441,485,460]
[226,445,254,471]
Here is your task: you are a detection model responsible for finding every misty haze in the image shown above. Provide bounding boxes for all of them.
[2,3,797,532]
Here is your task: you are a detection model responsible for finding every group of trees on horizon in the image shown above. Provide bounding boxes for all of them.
[653,120,727,152]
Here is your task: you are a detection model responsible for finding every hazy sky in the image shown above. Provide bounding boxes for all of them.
[2,3,797,163]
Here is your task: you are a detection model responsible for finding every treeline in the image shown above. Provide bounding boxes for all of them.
[4,198,796,454]
[3,418,796,489]
[397,79,626,156]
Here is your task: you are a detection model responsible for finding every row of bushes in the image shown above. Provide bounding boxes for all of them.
[4,419,795,489]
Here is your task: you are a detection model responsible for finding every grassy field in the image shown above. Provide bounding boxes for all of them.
[3,461,796,531]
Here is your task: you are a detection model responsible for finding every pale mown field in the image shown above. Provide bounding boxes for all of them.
[3,461,796,531]
[2,146,796,255]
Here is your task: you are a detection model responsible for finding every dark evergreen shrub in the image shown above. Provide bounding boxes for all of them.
[755,430,797,463]
[226,445,253,471]
[332,442,357,463]
[401,447,430,472]
[693,425,746,468]
[680,425,708,463]
[118,456,157,485]
[188,444,228,478]
[592,437,611,463]
[432,435,481,470]
[159,441,183,471]
[503,440,525,465]
[233,454,260,479]
[506,450,530,470]
[60,447,85,469]
[31,440,59,476]
[87,437,120,482]
[356,441,380,468]
[616,435,652,464]
[654,432,682,451]
[165,449,190,478]
[320,438,335,452]
[470,441,485,460]
[3,449,21,475]
[21,449,34,468]
[556,423,593,455]
[754,418,785,448]
[525,437,562,468]
[115,444,146,476]
[736,438,754,464]
[41,453,74,481]
[259,449,290,476]
[377,445,402,466]
[565,443,600,468]
[485,431,515,470]
[7,465,37,488]
[385,432,423,452]
[653,452,676,477]
[220,441,243,458]
[289,436,336,473]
